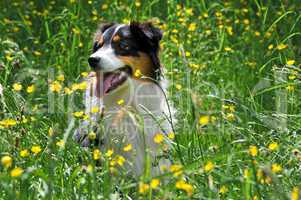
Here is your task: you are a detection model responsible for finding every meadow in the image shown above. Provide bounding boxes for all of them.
[0,0,301,199]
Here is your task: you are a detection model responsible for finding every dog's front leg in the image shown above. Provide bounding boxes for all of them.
[73,73,104,147]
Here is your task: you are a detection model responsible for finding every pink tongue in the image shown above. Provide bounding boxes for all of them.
[103,73,117,93]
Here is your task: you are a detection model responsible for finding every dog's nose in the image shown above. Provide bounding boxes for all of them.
[88,56,101,69]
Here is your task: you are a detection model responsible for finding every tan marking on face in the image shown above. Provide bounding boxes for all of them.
[112,35,120,42]
[118,52,155,80]
[95,34,104,46]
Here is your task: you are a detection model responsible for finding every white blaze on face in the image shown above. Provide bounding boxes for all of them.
[89,25,125,73]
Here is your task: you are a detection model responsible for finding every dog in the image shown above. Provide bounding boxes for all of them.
[73,21,174,177]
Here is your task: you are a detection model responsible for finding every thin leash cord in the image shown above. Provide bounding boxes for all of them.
[140,75,184,164]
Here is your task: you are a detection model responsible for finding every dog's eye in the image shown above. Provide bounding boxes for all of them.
[119,42,130,50]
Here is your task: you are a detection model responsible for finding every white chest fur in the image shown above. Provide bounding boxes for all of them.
[76,75,173,177]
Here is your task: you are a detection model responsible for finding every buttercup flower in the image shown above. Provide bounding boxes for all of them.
[31,145,42,155]
[1,155,12,168]
[199,115,210,126]
[13,83,22,91]
[10,167,23,177]
[20,149,29,157]
[139,182,149,194]
[249,145,258,157]
[175,179,194,196]
[123,144,132,152]
[268,142,279,151]
[150,179,160,189]
[154,133,164,144]
[204,161,214,172]
[93,149,101,160]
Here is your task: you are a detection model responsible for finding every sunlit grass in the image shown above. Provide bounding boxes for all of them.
[0,0,301,199]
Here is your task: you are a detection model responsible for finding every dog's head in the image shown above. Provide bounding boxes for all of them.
[88,21,163,95]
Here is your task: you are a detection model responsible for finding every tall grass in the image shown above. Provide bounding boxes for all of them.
[0,0,301,199]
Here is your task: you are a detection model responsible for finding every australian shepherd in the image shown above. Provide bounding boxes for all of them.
[73,21,174,177]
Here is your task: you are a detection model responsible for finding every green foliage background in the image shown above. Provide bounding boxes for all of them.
[0,0,301,199]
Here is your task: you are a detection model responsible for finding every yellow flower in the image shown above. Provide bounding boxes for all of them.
[1,155,12,168]
[26,85,35,93]
[168,132,175,140]
[289,75,296,80]
[199,115,210,126]
[268,142,279,151]
[254,31,261,36]
[134,69,142,78]
[226,113,235,121]
[91,106,99,113]
[50,81,62,93]
[175,84,182,90]
[88,132,97,140]
[73,111,84,118]
[105,149,114,157]
[10,167,23,177]
[150,179,160,189]
[219,185,228,194]
[135,0,141,7]
[56,74,65,81]
[139,182,149,194]
[0,119,17,128]
[93,149,101,160]
[175,180,194,196]
[287,85,295,92]
[249,145,258,157]
[185,51,191,57]
[86,164,93,173]
[78,81,87,90]
[81,72,88,77]
[154,133,164,144]
[13,83,22,91]
[117,99,125,105]
[204,161,214,172]
[271,163,282,173]
[6,54,14,61]
[116,155,125,166]
[244,169,249,178]
[243,19,250,25]
[123,144,132,152]
[224,47,233,52]
[268,44,274,50]
[170,164,183,176]
[277,43,288,50]
[229,105,236,112]
[31,145,42,155]
[101,3,108,10]
[72,28,80,35]
[64,87,72,95]
[56,139,65,147]
[33,51,42,56]
[226,26,233,35]
[188,23,197,31]
[20,149,29,157]
[48,127,54,136]
[287,60,295,65]
[291,187,299,200]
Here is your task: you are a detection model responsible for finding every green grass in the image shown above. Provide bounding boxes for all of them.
[1,0,301,199]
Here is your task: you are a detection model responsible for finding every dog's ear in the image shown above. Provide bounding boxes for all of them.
[130,21,163,53]
[130,21,163,80]
[99,22,116,33]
